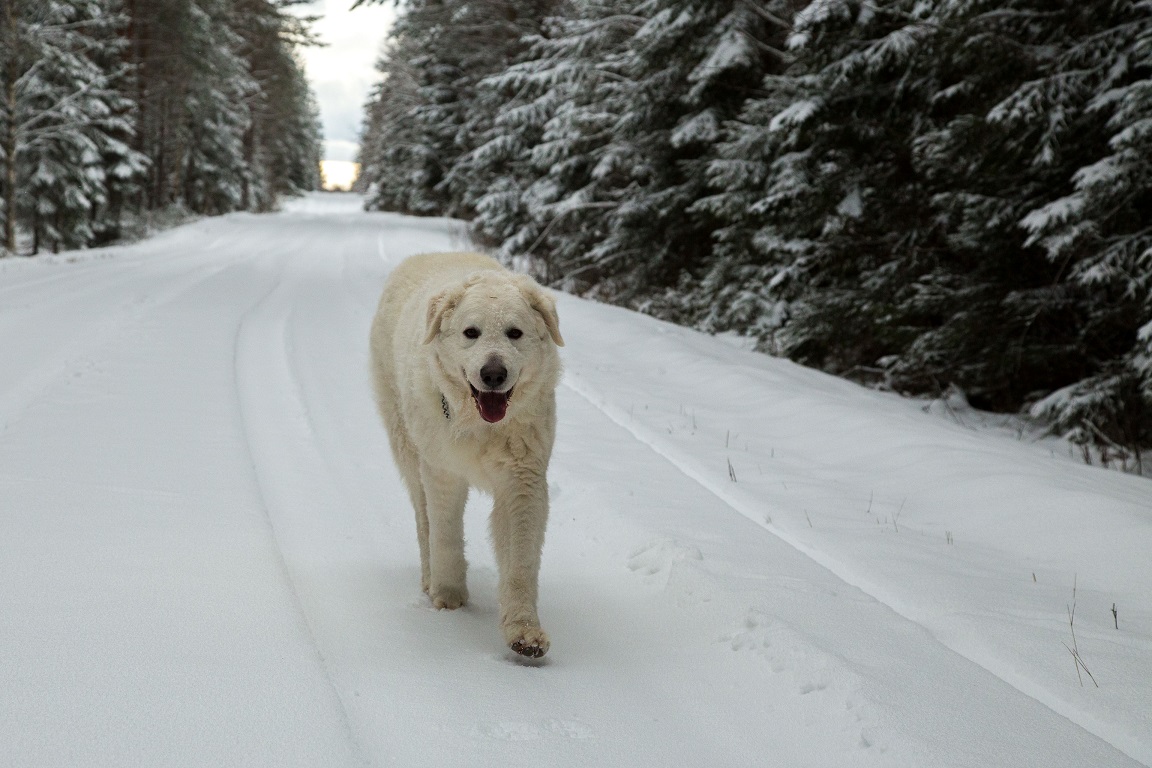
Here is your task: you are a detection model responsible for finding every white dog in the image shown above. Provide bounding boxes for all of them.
[369,252,564,658]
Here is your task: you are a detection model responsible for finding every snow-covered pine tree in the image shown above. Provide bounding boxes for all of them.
[125,0,249,213]
[1,0,318,253]
[876,0,1152,460]
[357,0,555,217]
[688,2,815,350]
[700,0,948,375]
[0,0,143,254]
[232,0,323,210]
[1012,1,1152,457]
[259,58,322,199]
[465,0,634,281]
[88,0,149,245]
[357,4,447,215]
[357,0,467,216]
[18,14,106,254]
[702,0,1149,457]
[461,8,572,260]
[125,0,318,216]
[469,0,780,302]
[576,0,782,306]
[357,31,434,213]
[887,1,1121,413]
[624,0,795,321]
[175,0,253,214]
[434,0,559,220]
[459,29,559,259]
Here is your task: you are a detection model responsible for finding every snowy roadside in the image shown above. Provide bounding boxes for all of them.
[558,295,1152,765]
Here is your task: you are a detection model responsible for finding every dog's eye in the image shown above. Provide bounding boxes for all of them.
[506,328,523,340]
[463,327,481,340]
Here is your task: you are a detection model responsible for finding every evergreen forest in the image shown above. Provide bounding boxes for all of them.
[0,0,322,256]
[357,0,1152,465]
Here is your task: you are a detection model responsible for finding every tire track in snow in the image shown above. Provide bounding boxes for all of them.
[231,252,372,768]
[560,372,1151,767]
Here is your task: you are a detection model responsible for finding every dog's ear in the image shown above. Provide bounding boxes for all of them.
[423,285,466,344]
[515,276,564,347]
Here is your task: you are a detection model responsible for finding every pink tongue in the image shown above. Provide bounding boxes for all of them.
[475,391,509,423]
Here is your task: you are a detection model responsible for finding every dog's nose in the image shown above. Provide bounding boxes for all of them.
[480,360,507,389]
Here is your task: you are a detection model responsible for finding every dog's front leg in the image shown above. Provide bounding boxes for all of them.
[491,476,550,657]
[420,462,469,609]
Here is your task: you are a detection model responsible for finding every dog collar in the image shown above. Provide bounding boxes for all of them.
[441,394,451,420]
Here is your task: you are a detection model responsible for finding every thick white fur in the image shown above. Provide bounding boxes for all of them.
[369,252,563,657]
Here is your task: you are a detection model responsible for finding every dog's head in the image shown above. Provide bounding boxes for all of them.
[423,271,563,424]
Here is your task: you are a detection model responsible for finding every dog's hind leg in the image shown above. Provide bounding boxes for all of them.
[405,469,431,596]
[384,423,432,594]
[371,345,434,595]
[420,462,470,610]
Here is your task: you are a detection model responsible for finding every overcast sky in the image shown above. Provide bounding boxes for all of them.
[294,0,397,163]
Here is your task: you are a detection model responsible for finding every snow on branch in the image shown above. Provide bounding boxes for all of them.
[768,99,821,134]
[689,30,756,83]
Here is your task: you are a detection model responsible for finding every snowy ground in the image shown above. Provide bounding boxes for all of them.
[1,193,1148,767]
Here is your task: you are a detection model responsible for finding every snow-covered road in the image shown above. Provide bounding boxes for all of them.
[1,194,1148,767]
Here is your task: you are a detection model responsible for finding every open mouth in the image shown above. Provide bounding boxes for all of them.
[469,384,513,423]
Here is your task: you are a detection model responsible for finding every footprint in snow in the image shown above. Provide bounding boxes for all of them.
[721,610,774,655]
[472,720,594,741]
[626,537,703,577]
[721,610,887,754]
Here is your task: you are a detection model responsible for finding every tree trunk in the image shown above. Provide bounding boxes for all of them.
[3,72,16,255]
[2,0,16,255]
[241,124,253,211]
[127,0,148,213]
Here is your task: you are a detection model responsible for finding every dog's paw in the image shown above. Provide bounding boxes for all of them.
[506,625,550,658]
[430,585,468,610]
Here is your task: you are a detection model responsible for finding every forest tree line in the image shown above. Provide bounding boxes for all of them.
[0,0,322,256]
[357,0,1152,462]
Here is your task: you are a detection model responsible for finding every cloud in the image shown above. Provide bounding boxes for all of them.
[324,140,360,163]
[293,1,396,159]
